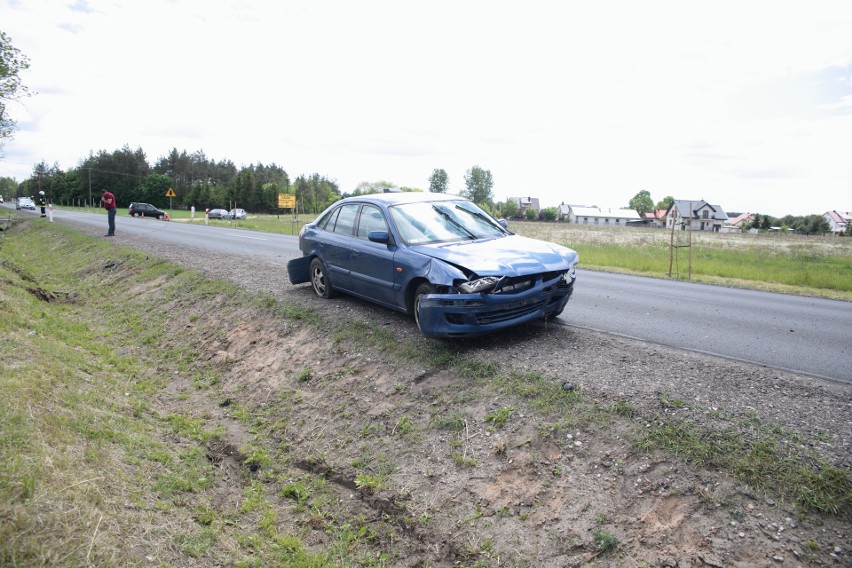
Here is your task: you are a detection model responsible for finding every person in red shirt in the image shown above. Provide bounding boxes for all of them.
[100,188,116,236]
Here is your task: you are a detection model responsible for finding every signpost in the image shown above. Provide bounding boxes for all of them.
[165,187,176,213]
[278,193,298,231]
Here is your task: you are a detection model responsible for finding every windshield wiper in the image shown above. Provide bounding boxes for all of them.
[455,204,504,230]
[432,205,477,239]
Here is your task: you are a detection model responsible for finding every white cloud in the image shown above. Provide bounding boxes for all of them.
[2,0,851,216]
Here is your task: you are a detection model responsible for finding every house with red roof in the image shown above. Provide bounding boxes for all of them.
[823,210,851,235]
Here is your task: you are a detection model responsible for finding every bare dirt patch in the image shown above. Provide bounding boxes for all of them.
[82,223,850,565]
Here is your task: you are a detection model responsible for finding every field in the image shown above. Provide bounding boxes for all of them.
[510,221,852,300]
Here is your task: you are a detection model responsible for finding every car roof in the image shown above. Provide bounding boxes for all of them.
[340,192,471,206]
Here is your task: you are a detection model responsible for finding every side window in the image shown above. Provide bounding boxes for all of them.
[317,207,338,230]
[331,204,359,236]
[356,205,388,239]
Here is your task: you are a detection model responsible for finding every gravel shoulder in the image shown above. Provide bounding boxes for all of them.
[89,222,851,566]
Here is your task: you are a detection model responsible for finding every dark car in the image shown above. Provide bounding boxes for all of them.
[128,202,166,219]
[207,208,229,219]
[287,192,578,338]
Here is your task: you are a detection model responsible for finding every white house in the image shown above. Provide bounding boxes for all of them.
[568,206,642,226]
[823,211,851,235]
[666,200,728,232]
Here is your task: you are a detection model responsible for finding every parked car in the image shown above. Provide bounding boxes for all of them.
[227,208,247,220]
[16,197,36,210]
[128,202,166,219]
[287,192,579,338]
[207,208,229,219]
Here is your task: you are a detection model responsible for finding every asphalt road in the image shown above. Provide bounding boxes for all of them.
[567,270,851,384]
[9,206,851,383]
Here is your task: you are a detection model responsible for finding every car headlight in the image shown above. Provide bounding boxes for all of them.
[458,276,500,294]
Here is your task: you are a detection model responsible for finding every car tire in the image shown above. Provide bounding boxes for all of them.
[157,214,164,220]
[132,212,140,217]
[413,282,436,333]
[310,258,335,299]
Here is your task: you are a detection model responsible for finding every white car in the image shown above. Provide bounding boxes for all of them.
[16,197,36,210]
[227,208,247,220]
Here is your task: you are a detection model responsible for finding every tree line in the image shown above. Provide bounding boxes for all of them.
[3,146,343,215]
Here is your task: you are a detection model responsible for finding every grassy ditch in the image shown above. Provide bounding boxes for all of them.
[0,222,333,566]
[0,221,848,566]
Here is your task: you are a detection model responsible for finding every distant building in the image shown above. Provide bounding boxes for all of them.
[642,209,668,228]
[824,210,851,235]
[666,200,728,232]
[727,212,755,228]
[568,206,642,226]
[508,196,541,218]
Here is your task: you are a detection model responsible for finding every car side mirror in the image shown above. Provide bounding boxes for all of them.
[368,230,391,244]
[498,218,508,228]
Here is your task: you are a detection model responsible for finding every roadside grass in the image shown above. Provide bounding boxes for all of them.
[0,221,340,566]
[326,317,850,519]
[1,220,848,565]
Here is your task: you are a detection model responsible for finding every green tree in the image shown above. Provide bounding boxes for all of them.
[540,207,558,221]
[428,168,449,193]
[293,173,340,214]
[350,180,396,196]
[656,195,674,211]
[139,174,172,206]
[629,190,654,217]
[524,207,538,220]
[0,31,33,154]
[462,165,493,205]
[496,198,519,219]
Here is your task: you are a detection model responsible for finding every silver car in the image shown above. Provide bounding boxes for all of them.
[16,197,36,210]
[227,208,247,220]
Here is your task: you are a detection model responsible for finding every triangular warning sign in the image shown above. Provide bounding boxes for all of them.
[165,188,176,197]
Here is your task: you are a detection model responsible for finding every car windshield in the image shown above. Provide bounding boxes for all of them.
[388,201,508,245]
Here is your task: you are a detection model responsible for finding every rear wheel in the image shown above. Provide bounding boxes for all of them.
[310,258,335,298]
[132,212,140,217]
[413,282,436,333]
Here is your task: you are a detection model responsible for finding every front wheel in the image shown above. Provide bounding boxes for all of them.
[132,212,140,217]
[310,258,335,299]
[413,282,436,333]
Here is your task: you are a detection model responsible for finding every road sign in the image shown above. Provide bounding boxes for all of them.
[278,194,296,208]
[165,188,176,197]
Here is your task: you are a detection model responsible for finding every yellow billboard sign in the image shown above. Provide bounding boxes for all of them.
[278,194,296,208]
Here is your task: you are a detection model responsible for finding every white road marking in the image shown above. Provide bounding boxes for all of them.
[226,233,266,240]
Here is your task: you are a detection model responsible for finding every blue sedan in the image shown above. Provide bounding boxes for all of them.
[287,192,579,338]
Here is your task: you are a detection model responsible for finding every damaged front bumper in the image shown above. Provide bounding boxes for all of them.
[417,272,575,338]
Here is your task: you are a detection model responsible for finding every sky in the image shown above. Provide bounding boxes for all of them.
[2,0,851,217]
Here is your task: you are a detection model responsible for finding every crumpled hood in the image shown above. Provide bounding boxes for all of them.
[410,234,579,276]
